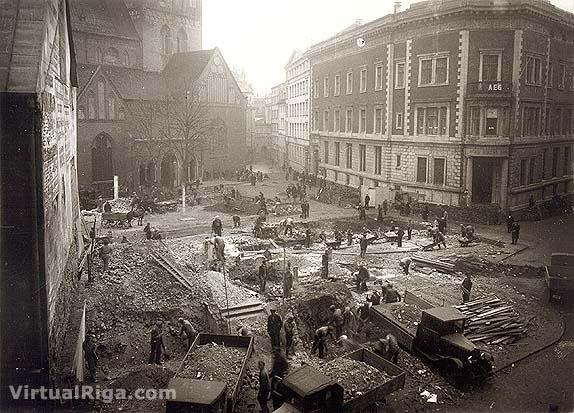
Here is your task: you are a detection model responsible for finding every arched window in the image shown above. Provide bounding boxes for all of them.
[160,25,172,55]
[87,92,96,119]
[78,106,86,120]
[123,51,130,66]
[118,107,125,120]
[91,134,113,182]
[108,97,115,120]
[176,28,188,53]
[104,47,119,65]
[97,80,105,119]
[95,47,102,63]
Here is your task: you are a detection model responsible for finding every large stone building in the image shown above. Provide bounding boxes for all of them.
[285,50,312,172]
[268,82,288,166]
[71,0,248,188]
[310,0,574,211]
[0,0,82,400]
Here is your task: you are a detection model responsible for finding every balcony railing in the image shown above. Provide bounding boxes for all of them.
[467,81,513,97]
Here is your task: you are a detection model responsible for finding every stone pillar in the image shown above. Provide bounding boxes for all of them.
[500,157,509,209]
[113,176,119,200]
[466,156,473,203]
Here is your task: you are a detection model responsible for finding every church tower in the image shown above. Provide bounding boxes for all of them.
[125,0,202,72]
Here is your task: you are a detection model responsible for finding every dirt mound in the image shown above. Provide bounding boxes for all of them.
[109,364,174,392]
[294,281,353,344]
[204,198,261,216]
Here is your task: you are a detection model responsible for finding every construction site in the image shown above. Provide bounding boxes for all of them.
[58,165,573,413]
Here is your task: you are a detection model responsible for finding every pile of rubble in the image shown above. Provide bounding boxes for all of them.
[108,197,132,212]
[391,303,423,330]
[312,357,392,401]
[204,198,261,216]
[205,270,260,308]
[178,342,247,390]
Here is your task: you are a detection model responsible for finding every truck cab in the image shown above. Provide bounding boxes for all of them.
[165,378,227,413]
[415,307,493,379]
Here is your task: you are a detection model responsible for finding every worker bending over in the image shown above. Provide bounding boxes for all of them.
[310,325,336,359]
[178,318,197,349]
[399,257,412,275]
[374,333,400,365]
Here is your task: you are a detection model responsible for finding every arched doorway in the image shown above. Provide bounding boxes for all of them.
[91,133,113,182]
[146,161,156,185]
[161,153,178,188]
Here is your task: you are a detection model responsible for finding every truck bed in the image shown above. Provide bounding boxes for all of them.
[545,265,574,291]
[174,333,254,413]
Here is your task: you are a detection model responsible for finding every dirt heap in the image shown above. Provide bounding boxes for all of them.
[204,198,261,216]
[108,197,132,212]
[294,281,352,344]
[205,270,260,308]
[391,302,423,330]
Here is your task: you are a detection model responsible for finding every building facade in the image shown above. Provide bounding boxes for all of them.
[310,0,574,210]
[1,0,82,398]
[285,50,312,172]
[268,82,287,166]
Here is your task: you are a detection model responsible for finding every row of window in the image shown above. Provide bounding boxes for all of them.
[519,146,572,186]
[160,26,189,56]
[521,107,574,137]
[322,142,447,185]
[287,60,309,80]
[93,47,130,67]
[288,78,309,99]
[288,101,308,117]
[525,56,574,89]
[288,122,308,139]
[79,79,124,121]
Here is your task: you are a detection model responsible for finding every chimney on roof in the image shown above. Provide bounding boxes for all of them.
[394,2,402,13]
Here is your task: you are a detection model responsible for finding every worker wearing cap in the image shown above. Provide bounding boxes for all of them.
[213,236,225,262]
[384,284,402,303]
[355,265,369,292]
[359,234,368,258]
[399,257,412,275]
[367,290,381,306]
[258,259,268,293]
[321,251,329,278]
[283,262,293,299]
[149,320,167,365]
[257,360,271,413]
[376,333,400,364]
[211,216,223,236]
[342,306,356,336]
[267,308,282,348]
[178,318,197,349]
[329,305,344,339]
[310,325,335,358]
[284,316,295,358]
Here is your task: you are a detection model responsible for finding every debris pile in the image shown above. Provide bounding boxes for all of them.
[205,198,261,216]
[178,342,247,390]
[391,303,422,329]
[456,295,527,345]
[108,197,132,212]
[205,270,260,308]
[312,357,392,401]
[411,255,455,274]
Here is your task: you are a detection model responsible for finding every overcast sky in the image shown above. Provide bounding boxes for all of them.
[203,0,574,96]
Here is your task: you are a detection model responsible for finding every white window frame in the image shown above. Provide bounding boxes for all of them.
[345,108,353,132]
[417,53,450,87]
[334,74,341,96]
[414,104,450,136]
[479,51,502,82]
[346,71,353,94]
[525,55,543,86]
[359,67,367,93]
[548,61,554,89]
[334,108,341,132]
[323,76,329,97]
[558,63,566,89]
[374,106,384,134]
[375,64,384,90]
[395,60,405,89]
[323,110,329,131]
[396,154,401,169]
[359,108,367,133]
[359,144,366,172]
[395,111,404,129]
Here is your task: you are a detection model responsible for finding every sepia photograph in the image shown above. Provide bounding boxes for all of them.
[0,0,573,412]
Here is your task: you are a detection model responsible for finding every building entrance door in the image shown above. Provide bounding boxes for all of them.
[472,157,496,203]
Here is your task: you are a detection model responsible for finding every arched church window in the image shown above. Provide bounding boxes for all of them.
[78,106,86,120]
[104,47,119,65]
[160,25,172,55]
[96,47,102,63]
[123,51,130,66]
[97,80,105,119]
[91,134,113,182]
[87,92,96,119]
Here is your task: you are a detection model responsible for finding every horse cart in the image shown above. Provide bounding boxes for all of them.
[101,212,131,228]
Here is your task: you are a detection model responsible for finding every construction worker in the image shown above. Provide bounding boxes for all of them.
[435,230,447,249]
[329,305,344,339]
[283,263,293,299]
[284,316,295,358]
[258,259,268,293]
[384,284,402,303]
[396,227,405,248]
[83,334,98,382]
[257,360,271,413]
[232,215,241,227]
[375,333,400,364]
[149,320,166,365]
[377,205,383,221]
[305,229,312,248]
[321,251,329,278]
[282,217,294,237]
[383,199,388,215]
[211,216,223,236]
[399,256,412,275]
[270,348,288,410]
[507,213,514,233]
[407,220,413,240]
[342,306,356,336]
[310,325,335,359]
[355,265,370,292]
[213,236,225,262]
[367,290,381,305]
[359,234,368,258]
[99,239,112,273]
[461,274,472,303]
[511,222,521,245]
[364,194,370,208]
[267,308,282,348]
[178,318,197,349]
[347,229,353,246]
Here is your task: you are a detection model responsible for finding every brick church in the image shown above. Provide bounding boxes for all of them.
[71,0,248,189]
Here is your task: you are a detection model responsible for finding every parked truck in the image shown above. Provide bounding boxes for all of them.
[369,291,493,381]
[545,253,574,302]
[166,333,254,413]
[273,348,405,412]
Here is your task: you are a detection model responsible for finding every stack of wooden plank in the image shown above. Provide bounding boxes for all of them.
[455,295,527,345]
[411,254,456,273]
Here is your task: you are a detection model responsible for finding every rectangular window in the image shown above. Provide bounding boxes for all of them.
[346,143,353,168]
[396,112,403,129]
[314,79,319,98]
[374,146,382,174]
[396,154,401,168]
[529,158,535,184]
[542,148,548,180]
[417,105,448,136]
[562,109,570,135]
[360,68,367,92]
[375,108,383,133]
[439,107,448,135]
[417,108,425,135]
[433,158,445,185]
[420,59,432,85]
[346,108,353,132]
[334,109,340,131]
[559,64,566,89]
[359,109,366,133]
[416,157,427,183]
[313,111,319,130]
[555,108,562,135]
[323,110,329,131]
[323,77,329,97]
[552,147,559,177]
[334,75,341,96]
[526,56,542,85]
[520,159,528,186]
[335,142,340,166]
[418,54,449,86]
[481,54,500,81]
[564,146,571,176]
[395,62,405,88]
[548,62,554,88]
[545,108,551,135]
[522,107,540,137]
[324,141,329,164]
[346,72,353,94]
[359,145,366,171]
[435,57,448,84]
[426,107,438,135]
[470,106,480,135]
[375,65,384,90]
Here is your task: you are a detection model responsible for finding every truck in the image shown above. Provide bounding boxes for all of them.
[369,291,493,381]
[166,333,254,413]
[273,348,406,413]
[545,253,574,302]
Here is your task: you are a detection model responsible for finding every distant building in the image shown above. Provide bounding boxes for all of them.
[0,0,82,399]
[285,50,311,173]
[268,83,287,166]
[310,0,574,210]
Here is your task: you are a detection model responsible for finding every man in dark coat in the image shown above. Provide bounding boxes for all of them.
[383,199,388,215]
[258,260,268,293]
[211,216,223,236]
[359,234,368,258]
[284,316,295,358]
[506,213,514,233]
[511,222,521,245]
[149,321,166,365]
[396,227,405,248]
[267,308,282,348]
[364,194,370,208]
[461,274,472,303]
[83,334,98,382]
[257,360,270,413]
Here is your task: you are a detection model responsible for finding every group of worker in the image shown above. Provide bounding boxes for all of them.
[258,257,294,299]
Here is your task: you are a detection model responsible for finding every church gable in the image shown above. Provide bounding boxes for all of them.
[196,49,245,107]
[77,69,125,121]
